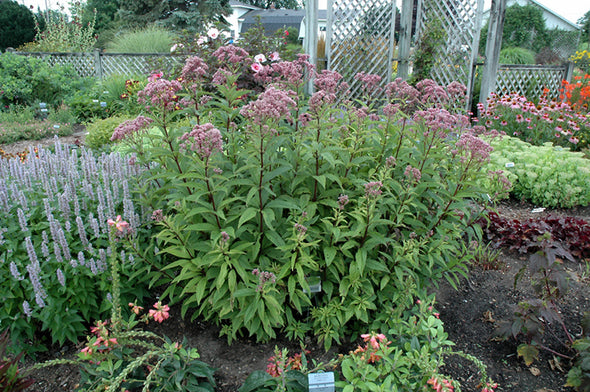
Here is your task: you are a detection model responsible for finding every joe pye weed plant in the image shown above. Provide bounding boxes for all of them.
[112,43,501,353]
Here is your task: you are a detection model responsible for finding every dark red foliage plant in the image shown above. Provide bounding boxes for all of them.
[480,212,590,259]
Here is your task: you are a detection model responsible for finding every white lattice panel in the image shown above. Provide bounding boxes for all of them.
[418,0,483,109]
[326,0,397,98]
[101,54,184,78]
[495,65,567,101]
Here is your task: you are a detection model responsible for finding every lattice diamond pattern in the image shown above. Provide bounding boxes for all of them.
[495,66,566,101]
[101,55,184,78]
[419,0,481,107]
[327,0,396,98]
[18,53,95,77]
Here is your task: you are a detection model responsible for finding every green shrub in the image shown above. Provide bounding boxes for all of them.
[85,115,134,149]
[0,52,86,108]
[116,55,492,349]
[106,26,177,53]
[484,135,590,208]
[499,47,535,64]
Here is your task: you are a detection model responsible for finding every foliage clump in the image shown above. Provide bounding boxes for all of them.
[483,135,590,208]
[109,39,496,351]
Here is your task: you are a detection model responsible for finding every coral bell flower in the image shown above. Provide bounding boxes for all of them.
[149,301,170,323]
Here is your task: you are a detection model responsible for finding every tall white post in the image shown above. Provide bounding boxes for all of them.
[304,0,318,95]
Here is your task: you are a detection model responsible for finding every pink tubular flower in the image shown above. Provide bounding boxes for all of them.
[129,302,144,315]
[107,215,129,232]
[111,115,154,141]
[361,332,387,350]
[179,123,223,159]
[149,301,170,323]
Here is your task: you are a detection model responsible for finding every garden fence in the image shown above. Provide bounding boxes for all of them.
[494,63,574,101]
[6,49,184,79]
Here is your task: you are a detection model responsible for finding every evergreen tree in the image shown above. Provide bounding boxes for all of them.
[118,0,231,33]
[579,10,590,47]
[0,1,36,51]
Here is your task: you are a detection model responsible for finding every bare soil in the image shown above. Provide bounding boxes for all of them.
[7,133,590,392]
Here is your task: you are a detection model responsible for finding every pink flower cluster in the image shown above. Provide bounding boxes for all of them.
[240,87,296,125]
[252,268,276,292]
[355,72,382,94]
[110,115,154,141]
[454,133,493,164]
[364,181,383,198]
[148,301,170,323]
[212,45,250,64]
[254,54,314,88]
[413,108,469,137]
[179,123,223,159]
[350,332,390,363]
[137,79,182,112]
[181,56,209,81]
[404,165,422,182]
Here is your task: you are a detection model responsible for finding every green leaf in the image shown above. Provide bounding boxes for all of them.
[313,175,326,189]
[324,247,337,266]
[238,207,258,229]
[238,370,273,392]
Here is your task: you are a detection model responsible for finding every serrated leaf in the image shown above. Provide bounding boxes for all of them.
[517,343,539,366]
[238,207,257,228]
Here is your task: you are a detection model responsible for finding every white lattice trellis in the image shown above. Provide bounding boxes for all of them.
[495,64,568,101]
[326,0,397,98]
[11,51,186,79]
[101,54,184,78]
[417,0,483,109]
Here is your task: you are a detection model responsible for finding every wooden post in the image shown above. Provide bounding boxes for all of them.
[387,1,397,83]
[93,49,103,79]
[479,0,506,109]
[397,0,414,80]
[304,0,318,95]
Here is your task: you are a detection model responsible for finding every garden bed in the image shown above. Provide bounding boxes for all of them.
[10,131,587,392]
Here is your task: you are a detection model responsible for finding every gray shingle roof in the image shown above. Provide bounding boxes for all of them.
[241,9,327,35]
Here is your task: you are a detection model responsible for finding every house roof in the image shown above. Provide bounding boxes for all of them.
[240,9,327,35]
[527,0,580,30]
[483,0,580,31]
